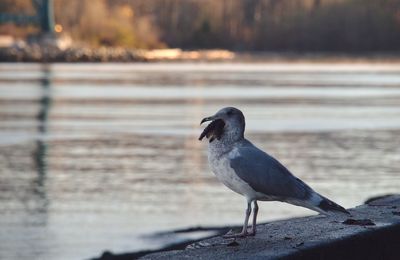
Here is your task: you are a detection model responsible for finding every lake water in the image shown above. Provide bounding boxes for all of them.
[1,62,400,260]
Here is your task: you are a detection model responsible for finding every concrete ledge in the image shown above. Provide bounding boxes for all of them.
[142,195,400,260]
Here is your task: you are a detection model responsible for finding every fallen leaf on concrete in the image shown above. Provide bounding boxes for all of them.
[295,242,304,247]
[186,241,213,249]
[227,241,239,247]
[342,218,375,226]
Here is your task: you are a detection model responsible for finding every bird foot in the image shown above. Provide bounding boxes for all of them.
[223,230,248,238]
[246,230,256,236]
[246,226,256,236]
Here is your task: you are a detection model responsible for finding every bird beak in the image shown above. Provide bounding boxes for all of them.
[200,116,215,125]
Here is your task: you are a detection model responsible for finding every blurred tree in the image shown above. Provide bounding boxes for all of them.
[51,0,164,48]
[1,0,400,51]
[0,0,38,37]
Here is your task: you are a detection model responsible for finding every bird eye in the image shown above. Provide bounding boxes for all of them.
[227,110,233,116]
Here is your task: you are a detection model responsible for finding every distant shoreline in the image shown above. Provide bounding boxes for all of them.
[2,45,400,63]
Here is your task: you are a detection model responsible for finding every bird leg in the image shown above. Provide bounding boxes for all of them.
[247,200,259,236]
[223,202,251,238]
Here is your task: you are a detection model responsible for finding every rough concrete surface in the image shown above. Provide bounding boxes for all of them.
[142,195,400,260]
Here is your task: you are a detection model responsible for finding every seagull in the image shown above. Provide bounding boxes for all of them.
[199,107,349,238]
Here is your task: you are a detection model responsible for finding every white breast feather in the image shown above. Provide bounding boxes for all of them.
[209,148,263,201]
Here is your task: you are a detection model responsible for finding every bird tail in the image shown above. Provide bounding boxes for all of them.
[288,192,349,215]
[316,195,350,215]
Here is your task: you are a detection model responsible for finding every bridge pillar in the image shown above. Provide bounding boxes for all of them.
[38,0,55,34]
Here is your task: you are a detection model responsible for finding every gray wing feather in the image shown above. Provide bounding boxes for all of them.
[230,143,312,201]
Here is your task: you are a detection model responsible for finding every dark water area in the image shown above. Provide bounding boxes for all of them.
[0,63,400,259]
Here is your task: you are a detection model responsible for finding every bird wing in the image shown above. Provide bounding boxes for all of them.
[229,143,312,201]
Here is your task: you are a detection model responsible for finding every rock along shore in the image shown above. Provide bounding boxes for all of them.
[2,43,400,63]
[0,45,147,62]
[0,44,235,63]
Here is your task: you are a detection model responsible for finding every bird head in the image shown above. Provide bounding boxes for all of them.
[199,107,245,143]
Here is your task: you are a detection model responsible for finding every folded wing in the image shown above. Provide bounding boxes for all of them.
[229,143,313,202]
